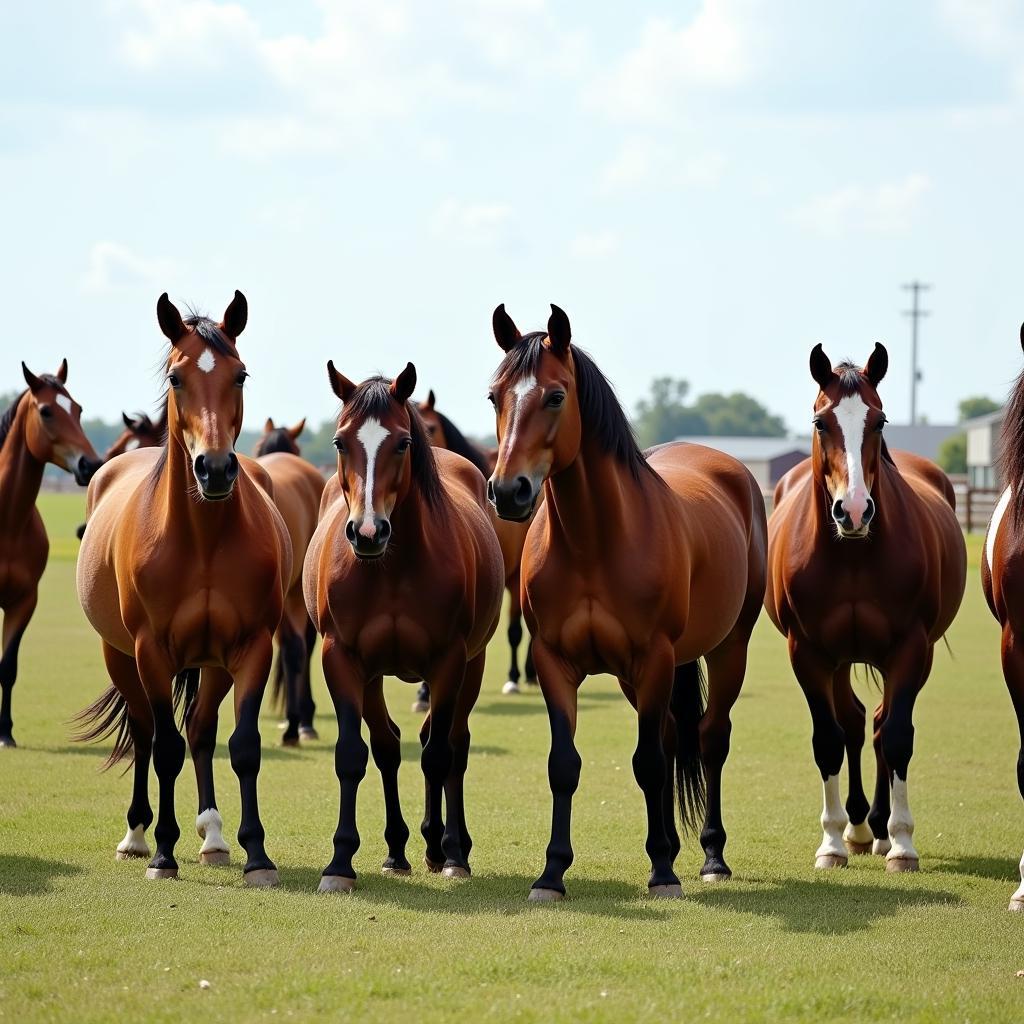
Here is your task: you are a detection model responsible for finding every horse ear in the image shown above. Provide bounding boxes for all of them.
[222,290,247,339]
[1019,322,1024,353]
[809,344,835,391]
[157,292,186,342]
[493,304,521,352]
[327,360,357,402]
[426,389,436,411]
[264,417,275,433]
[546,304,571,357]
[122,411,135,429]
[864,342,888,388]
[289,418,306,439]
[22,362,43,393]
[56,358,68,384]
[390,362,417,404]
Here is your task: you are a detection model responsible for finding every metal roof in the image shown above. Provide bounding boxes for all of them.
[673,436,811,461]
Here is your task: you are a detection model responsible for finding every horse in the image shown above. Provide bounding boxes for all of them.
[766,343,966,873]
[487,304,767,900]
[981,322,1024,912]
[303,362,503,891]
[253,416,325,745]
[75,291,292,886]
[0,362,102,747]
[417,390,536,703]
[104,402,168,460]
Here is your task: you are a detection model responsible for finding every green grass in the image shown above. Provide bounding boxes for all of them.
[2,495,1023,1022]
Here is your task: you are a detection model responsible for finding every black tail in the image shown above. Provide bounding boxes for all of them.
[173,668,200,729]
[670,660,707,835]
[853,663,884,692]
[72,685,134,770]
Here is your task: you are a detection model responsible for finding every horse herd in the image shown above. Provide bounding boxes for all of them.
[1,291,1023,913]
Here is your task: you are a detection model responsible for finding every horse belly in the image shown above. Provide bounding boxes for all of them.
[817,601,895,666]
[353,613,435,680]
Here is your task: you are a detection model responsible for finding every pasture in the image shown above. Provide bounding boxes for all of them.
[1,494,1022,1023]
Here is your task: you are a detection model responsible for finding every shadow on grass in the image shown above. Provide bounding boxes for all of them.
[0,854,84,896]
[930,853,1020,882]
[41,742,316,763]
[687,874,963,934]
[473,701,547,718]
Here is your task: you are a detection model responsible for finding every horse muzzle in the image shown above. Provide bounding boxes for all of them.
[831,495,875,538]
[346,516,392,559]
[193,451,239,501]
[487,474,538,522]
[73,455,104,487]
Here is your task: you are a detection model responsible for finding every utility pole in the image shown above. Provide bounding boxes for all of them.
[903,281,930,425]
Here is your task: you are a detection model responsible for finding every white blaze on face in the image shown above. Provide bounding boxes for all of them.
[56,394,73,415]
[355,417,390,537]
[832,393,870,528]
[986,486,1012,572]
[499,374,537,468]
[200,408,221,448]
[197,348,216,374]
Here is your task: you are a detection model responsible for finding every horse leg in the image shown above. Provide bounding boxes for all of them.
[525,638,536,685]
[1001,625,1024,911]
[503,578,523,696]
[868,695,892,854]
[363,676,411,875]
[102,642,155,861]
[442,650,485,877]
[879,631,931,873]
[0,589,38,748]
[227,633,278,885]
[834,665,872,855]
[791,638,847,869]
[277,615,303,748]
[320,635,367,892]
[299,617,318,740]
[420,645,465,877]
[530,638,583,901]
[187,667,233,866]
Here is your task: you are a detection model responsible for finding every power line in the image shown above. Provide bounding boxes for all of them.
[902,281,931,425]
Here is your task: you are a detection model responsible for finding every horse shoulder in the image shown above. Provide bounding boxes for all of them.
[434,448,488,507]
[888,449,956,511]
[239,454,274,500]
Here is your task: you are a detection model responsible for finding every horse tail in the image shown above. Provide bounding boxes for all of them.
[670,660,707,836]
[72,685,134,770]
[173,668,200,729]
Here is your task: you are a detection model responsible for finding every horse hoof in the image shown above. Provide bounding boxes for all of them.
[280,736,300,749]
[528,887,564,902]
[700,872,731,883]
[115,849,149,861]
[0,735,16,749]
[381,865,412,877]
[814,854,848,870]
[502,680,520,695]
[299,727,319,741]
[244,868,280,887]
[424,857,444,873]
[885,857,919,873]
[411,700,430,714]
[318,875,356,893]
[1009,897,1024,913]
[442,865,471,880]
[145,867,179,880]
[200,850,231,866]
[872,838,891,856]
[845,840,872,856]
[649,883,682,899]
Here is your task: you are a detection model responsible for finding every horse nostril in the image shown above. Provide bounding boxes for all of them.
[379,520,392,541]
[831,499,845,521]
[486,479,496,503]
[345,520,357,543]
[225,453,239,482]
[514,476,533,505]
[194,454,208,481]
[863,497,875,523]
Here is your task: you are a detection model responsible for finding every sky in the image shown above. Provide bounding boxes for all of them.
[3,0,1024,439]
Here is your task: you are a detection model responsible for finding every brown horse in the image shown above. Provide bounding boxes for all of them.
[981,323,1024,912]
[254,416,325,745]
[766,344,965,872]
[0,362,102,747]
[76,292,291,886]
[104,402,168,460]
[304,363,503,891]
[487,305,767,900]
[417,390,535,701]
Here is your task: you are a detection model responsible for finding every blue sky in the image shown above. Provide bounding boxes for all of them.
[3,0,1023,438]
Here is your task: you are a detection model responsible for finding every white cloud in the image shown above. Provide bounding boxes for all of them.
[79,242,174,293]
[597,138,726,194]
[941,0,1024,94]
[794,174,931,237]
[432,199,512,246]
[569,230,618,260]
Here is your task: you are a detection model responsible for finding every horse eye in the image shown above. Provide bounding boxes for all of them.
[332,437,345,454]
[39,404,53,419]
[875,417,886,432]
[486,392,496,407]
[235,371,248,387]
[168,373,181,389]
[397,438,412,453]
[813,417,826,432]
[546,392,566,409]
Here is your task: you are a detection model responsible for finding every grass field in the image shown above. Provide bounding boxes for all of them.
[2,494,1023,1022]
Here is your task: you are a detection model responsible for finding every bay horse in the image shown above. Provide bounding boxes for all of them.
[304,362,503,891]
[254,416,325,745]
[766,343,965,873]
[0,362,102,747]
[981,322,1024,912]
[487,304,767,900]
[417,390,536,702]
[76,291,291,886]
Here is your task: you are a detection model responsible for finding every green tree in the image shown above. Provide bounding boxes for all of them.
[690,392,787,437]
[938,433,967,474]
[633,378,707,447]
[957,396,1000,421]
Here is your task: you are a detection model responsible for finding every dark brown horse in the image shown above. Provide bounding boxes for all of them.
[417,390,535,702]
[981,322,1024,912]
[304,363,503,891]
[0,362,102,747]
[76,292,291,885]
[487,305,767,900]
[105,402,168,460]
[254,416,324,745]
[766,344,965,872]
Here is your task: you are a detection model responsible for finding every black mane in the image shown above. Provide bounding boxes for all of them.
[1000,366,1024,521]
[0,391,25,454]
[339,377,446,509]
[182,310,239,357]
[433,410,491,476]
[492,332,656,483]
[835,361,866,394]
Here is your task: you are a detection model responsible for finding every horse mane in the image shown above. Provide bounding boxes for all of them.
[492,332,657,483]
[0,391,26,454]
[181,310,239,358]
[1000,365,1024,520]
[340,376,446,510]
[433,410,490,476]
